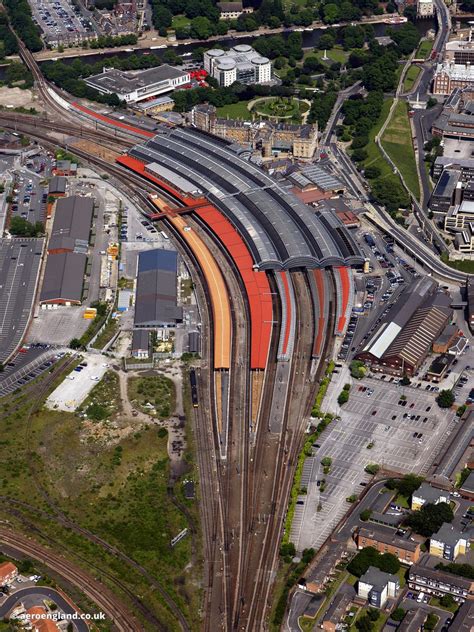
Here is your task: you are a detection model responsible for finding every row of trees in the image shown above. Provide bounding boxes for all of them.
[0,14,18,59]
[4,0,43,52]
[88,34,138,49]
[347,546,400,577]
[9,216,44,237]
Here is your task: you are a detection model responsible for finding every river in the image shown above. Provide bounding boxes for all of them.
[35,17,436,68]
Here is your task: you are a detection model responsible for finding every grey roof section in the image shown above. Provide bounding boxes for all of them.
[409,564,474,590]
[431,169,460,200]
[461,470,474,493]
[360,566,398,590]
[414,482,448,503]
[145,162,201,196]
[48,176,66,195]
[300,164,344,191]
[322,591,352,624]
[358,525,419,552]
[449,600,474,632]
[85,65,188,95]
[48,196,93,254]
[129,127,363,270]
[40,252,86,304]
[398,609,428,632]
[132,329,150,351]
[134,249,182,327]
[432,523,465,545]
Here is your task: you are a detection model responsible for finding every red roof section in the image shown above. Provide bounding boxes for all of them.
[72,102,155,138]
[195,205,273,370]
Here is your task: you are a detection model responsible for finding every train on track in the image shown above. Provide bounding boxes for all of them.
[190,369,199,408]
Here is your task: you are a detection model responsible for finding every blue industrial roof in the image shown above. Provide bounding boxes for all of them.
[138,248,178,273]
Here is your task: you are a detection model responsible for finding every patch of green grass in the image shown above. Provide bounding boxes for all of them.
[171,14,191,29]
[430,597,459,613]
[394,493,409,509]
[252,96,309,123]
[128,374,175,418]
[91,317,118,350]
[314,46,349,65]
[403,64,421,92]
[78,370,122,421]
[381,99,420,198]
[397,566,408,587]
[216,100,252,120]
[416,39,433,59]
[362,97,394,178]
[444,257,474,273]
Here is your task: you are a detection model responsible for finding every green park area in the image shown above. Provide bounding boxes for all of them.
[314,46,349,65]
[217,100,252,120]
[403,65,421,93]
[361,98,394,179]
[252,96,309,123]
[0,367,200,630]
[416,39,434,59]
[171,14,191,29]
[381,100,420,199]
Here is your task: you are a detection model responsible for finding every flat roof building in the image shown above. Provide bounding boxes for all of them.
[48,196,94,255]
[429,169,461,214]
[134,248,183,328]
[204,45,272,87]
[85,65,191,103]
[40,252,86,305]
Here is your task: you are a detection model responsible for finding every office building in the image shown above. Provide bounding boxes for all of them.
[358,567,399,608]
[434,62,474,95]
[356,526,421,564]
[85,65,191,103]
[430,523,468,561]
[204,45,272,87]
[429,169,461,214]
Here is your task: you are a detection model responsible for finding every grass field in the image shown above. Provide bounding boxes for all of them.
[442,256,474,273]
[314,46,349,64]
[416,39,434,59]
[381,100,420,198]
[362,97,394,179]
[171,14,191,29]
[0,367,201,631]
[403,65,421,92]
[217,100,252,120]
[78,370,122,421]
[128,374,176,418]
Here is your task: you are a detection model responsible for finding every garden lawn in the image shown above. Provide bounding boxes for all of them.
[381,100,420,199]
[361,97,393,178]
[216,100,252,120]
[314,46,349,64]
[416,39,434,59]
[171,15,191,29]
[403,65,421,92]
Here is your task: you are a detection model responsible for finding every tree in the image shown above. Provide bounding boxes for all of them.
[405,502,454,537]
[378,552,400,574]
[356,615,374,632]
[436,389,455,408]
[338,390,349,405]
[360,509,372,521]
[69,338,82,350]
[352,149,368,162]
[322,3,340,23]
[318,33,335,50]
[367,609,380,622]
[9,216,43,237]
[321,457,332,467]
[424,614,438,631]
[400,375,411,386]
[371,177,410,213]
[190,16,215,40]
[439,594,455,608]
[350,360,366,379]
[365,166,381,179]
[435,561,474,580]
[280,542,296,557]
[365,464,380,475]
[386,474,424,499]
[348,547,380,577]
[391,608,405,622]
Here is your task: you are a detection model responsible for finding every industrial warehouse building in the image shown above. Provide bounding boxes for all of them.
[134,249,183,328]
[356,278,452,376]
[84,65,191,103]
[40,252,86,305]
[48,196,94,254]
[40,195,94,305]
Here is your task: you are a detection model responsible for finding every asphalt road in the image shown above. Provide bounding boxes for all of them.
[0,586,87,632]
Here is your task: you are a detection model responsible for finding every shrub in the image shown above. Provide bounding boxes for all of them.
[391,608,405,622]
[360,509,372,521]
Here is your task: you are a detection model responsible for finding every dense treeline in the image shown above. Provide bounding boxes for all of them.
[88,34,138,49]
[150,0,391,40]
[4,0,43,52]
[0,14,18,58]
